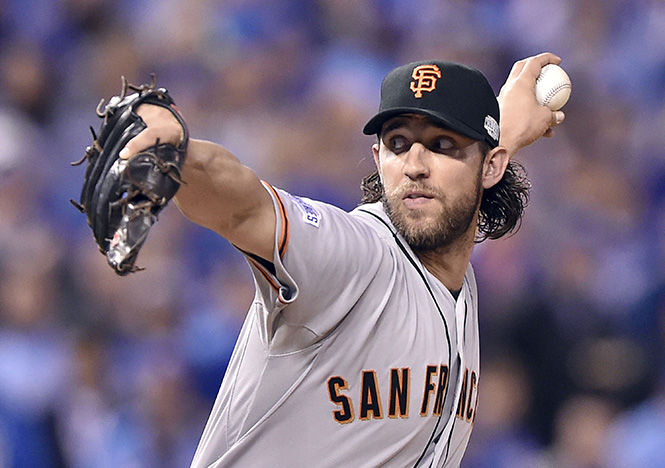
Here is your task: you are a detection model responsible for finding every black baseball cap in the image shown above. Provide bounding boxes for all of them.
[363,60,500,148]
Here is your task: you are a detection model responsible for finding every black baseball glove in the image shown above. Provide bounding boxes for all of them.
[71,76,188,275]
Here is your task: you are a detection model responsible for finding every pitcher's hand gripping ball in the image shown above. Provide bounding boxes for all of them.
[71,76,188,275]
[535,64,571,111]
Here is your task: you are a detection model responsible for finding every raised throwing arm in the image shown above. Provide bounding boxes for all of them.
[497,52,566,157]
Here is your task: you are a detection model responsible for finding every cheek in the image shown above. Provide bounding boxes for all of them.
[433,160,477,190]
[376,158,401,189]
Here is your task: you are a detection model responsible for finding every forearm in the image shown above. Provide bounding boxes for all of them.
[175,139,275,259]
[497,119,517,158]
[498,112,528,159]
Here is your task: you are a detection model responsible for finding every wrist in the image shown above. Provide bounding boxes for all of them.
[498,131,518,158]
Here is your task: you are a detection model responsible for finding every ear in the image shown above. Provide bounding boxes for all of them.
[481,146,510,189]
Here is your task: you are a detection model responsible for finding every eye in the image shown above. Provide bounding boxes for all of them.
[387,135,411,154]
[429,137,456,153]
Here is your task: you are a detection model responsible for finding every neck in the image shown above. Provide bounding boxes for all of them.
[414,226,476,292]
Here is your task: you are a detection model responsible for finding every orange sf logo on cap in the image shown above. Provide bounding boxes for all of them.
[410,64,442,98]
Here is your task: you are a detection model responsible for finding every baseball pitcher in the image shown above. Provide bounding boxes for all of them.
[74,52,566,467]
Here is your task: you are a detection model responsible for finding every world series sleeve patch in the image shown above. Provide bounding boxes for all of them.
[287,193,321,228]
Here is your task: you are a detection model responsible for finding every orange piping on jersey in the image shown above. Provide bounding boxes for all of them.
[263,182,289,258]
[247,257,281,292]
[246,256,291,305]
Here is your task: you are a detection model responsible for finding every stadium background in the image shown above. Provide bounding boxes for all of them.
[1,0,664,466]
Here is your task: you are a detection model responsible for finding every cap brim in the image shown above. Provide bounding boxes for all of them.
[362,108,486,143]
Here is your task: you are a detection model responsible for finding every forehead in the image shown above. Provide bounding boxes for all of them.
[379,113,476,144]
[381,114,457,135]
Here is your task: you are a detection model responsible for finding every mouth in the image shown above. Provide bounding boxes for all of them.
[403,191,435,200]
[401,190,436,209]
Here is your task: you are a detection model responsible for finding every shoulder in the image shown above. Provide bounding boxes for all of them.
[265,187,396,263]
[351,202,398,240]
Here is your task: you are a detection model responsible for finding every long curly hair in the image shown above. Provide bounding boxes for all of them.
[359,144,531,242]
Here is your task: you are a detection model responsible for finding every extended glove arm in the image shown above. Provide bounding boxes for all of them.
[121,104,276,262]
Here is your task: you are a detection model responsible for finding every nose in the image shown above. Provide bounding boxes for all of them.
[403,142,430,180]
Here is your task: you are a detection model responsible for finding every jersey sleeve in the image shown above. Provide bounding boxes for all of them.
[241,182,387,351]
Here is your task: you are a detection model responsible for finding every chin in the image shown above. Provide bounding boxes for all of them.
[401,202,444,225]
[397,209,453,248]
[382,195,475,251]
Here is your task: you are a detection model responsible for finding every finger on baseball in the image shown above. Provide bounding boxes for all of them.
[509,52,561,79]
[519,52,562,80]
[508,58,527,79]
[552,111,565,126]
[533,51,562,65]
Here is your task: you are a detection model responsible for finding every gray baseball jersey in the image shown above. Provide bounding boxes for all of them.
[190,182,480,468]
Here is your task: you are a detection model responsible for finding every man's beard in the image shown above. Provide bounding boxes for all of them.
[381,176,482,252]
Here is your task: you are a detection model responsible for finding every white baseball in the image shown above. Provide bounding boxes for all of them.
[535,64,571,111]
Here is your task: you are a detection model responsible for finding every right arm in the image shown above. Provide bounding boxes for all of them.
[119,105,275,261]
[497,52,566,158]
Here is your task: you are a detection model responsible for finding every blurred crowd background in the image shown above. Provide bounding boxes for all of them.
[1,0,664,467]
